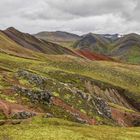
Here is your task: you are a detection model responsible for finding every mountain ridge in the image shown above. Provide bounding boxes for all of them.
[34,29,140,64]
[2,27,80,57]
[35,30,81,48]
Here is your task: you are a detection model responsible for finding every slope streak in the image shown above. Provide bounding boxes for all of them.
[3,27,79,56]
[77,50,114,61]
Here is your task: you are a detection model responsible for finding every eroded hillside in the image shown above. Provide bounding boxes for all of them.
[0,51,140,127]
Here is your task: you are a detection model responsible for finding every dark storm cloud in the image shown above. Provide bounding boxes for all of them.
[0,0,140,34]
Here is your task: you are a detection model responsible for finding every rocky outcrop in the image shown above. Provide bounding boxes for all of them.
[14,70,140,126]
[71,88,112,119]
[92,97,112,119]
[85,81,135,110]
[14,86,52,104]
[12,111,36,119]
[17,70,47,88]
[16,70,112,120]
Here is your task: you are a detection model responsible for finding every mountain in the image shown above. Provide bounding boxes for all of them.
[111,33,140,63]
[73,32,140,64]
[35,31,115,61]
[35,30,140,64]
[103,34,122,42]
[3,27,79,56]
[0,30,38,59]
[73,33,110,54]
[0,28,140,139]
[35,31,81,47]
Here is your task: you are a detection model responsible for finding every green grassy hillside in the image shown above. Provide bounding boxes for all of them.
[35,31,81,48]
[0,31,38,59]
[73,33,110,54]
[0,52,140,97]
[3,27,78,56]
[111,33,140,64]
[0,29,140,139]
[0,51,140,114]
[0,117,140,140]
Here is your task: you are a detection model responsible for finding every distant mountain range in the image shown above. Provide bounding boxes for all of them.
[0,27,139,64]
[0,27,114,61]
[35,30,140,64]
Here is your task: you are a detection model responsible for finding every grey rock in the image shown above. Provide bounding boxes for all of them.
[14,86,52,104]
[92,97,112,119]
[44,113,53,118]
[17,70,47,88]
[12,111,36,119]
[11,120,22,125]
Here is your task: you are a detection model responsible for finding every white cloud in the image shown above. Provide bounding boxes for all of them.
[0,0,140,34]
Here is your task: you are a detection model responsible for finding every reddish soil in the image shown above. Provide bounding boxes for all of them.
[0,99,37,117]
[111,107,140,127]
[52,97,96,125]
[76,50,114,61]
[0,87,45,117]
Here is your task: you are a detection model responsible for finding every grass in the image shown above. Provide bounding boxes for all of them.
[40,55,140,97]
[0,117,140,140]
[0,31,39,59]
[0,93,16,103]
[114,45,140,64]
[0,52,140,103]
[0,35,140,139]
[126,47,140,64]
[109,103,136,113]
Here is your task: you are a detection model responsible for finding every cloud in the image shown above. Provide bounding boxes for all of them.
[0,0,140,34]
[47,0,137,18]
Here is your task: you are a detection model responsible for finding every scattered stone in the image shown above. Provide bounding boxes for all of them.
[43,113,53,118]
[12,111,36,119]
[76,117,88,124]
[11,120,22,125]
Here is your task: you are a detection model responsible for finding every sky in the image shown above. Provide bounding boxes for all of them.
[0,0,140,35]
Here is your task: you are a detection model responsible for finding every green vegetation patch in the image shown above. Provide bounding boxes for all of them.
[0,117,140,140]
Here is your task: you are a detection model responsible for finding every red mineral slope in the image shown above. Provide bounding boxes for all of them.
[111,107,140,127]
[52,97,96,125]
[76,50,114,61]
[0,100,37,117]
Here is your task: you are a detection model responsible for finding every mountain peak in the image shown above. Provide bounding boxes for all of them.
[6,27,17,31]
[84,32,94,37]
